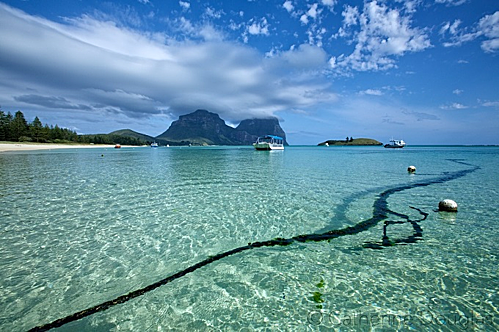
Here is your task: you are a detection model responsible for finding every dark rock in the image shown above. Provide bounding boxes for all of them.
[236,117,288,145]
[155,110,287,146]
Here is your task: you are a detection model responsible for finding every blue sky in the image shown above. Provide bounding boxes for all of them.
[0,0,498,144]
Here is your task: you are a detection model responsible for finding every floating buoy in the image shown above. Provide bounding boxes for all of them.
[439,199,458,212]
[407,165,416,173]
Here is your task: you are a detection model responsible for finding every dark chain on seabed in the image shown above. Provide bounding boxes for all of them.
[28,159,479,331]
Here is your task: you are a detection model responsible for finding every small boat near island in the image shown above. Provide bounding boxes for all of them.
[114,144,121,149]
[384,139,406,148]
[150,142,158,147]
[253,135,284,150]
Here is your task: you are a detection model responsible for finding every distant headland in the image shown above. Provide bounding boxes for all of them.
[1,108,383,147]
[318,138,383,146]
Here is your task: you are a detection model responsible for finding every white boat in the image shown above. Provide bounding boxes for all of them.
[151,142,158,147]
[384,139,406,148]
[253,135,284,150]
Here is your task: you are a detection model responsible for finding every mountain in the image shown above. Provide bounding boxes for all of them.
[155,109,287,146]
[109,129,155,143]
[155,110,235,145]
[79,129,153,146]
[236,117,288,145]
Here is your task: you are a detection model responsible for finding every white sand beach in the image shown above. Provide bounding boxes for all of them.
[0,143,119,153]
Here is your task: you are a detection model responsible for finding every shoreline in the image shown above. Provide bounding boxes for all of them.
[0,142,130,153]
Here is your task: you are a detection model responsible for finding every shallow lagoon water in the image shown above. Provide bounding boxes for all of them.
[0,146,497,331]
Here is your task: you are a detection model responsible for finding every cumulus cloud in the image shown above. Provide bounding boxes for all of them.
[300,3,321,25]
[342,5,359,27]
[283,1,294,13]
[321,0,336,8]
[330,1,431,72]
[478,11,499,53]
[0,3,336,129]
[179,1,190,10]
[247,17,270,36]
[204,6,224,19]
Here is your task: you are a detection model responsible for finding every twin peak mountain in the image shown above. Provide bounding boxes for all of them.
[114,109,288,146]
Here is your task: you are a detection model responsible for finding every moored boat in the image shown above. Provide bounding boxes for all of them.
[253,135,284,150]
[151,142,158,147]
[114,144,121,149]
[384,139,405,148]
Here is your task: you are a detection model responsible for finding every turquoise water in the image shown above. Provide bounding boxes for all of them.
[0,146,497,331]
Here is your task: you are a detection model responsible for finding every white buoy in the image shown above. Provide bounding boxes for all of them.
[439,199,458,212]
[407,165,416,173]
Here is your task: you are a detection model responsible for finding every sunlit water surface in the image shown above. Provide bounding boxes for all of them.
[0,146,497,331]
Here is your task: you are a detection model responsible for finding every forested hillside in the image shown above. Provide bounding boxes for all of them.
[0,110,146,145]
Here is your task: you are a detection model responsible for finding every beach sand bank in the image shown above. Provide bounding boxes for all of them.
[0,143,122,153]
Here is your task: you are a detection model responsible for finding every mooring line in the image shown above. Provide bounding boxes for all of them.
[29,161,479,331]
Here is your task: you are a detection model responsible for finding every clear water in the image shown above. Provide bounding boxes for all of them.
[0,146,497,331]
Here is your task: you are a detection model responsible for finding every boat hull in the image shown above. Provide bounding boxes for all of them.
[384,139,405,148]
[254,143,284,150]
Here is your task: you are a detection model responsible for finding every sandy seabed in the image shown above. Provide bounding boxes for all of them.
[0,143,120,153]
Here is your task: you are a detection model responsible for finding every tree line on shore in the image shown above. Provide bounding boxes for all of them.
[0,110,146,145]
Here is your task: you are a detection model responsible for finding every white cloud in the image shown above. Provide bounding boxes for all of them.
[328,56,337,67]
[440,20,461,35]
[360,89,383,96]
[332,1,430,72]
[300,3,321,25]
[0,3,336,129]
[306,26,327,47]
[440,103,468,110]
[198,24,225,41]
[478,11,499,53]
[435,0,468,6]
[342,5,359,27]
[300,14,309,25]
[247,17,270,36]
[307,3,320,20]
[452,89,463,95]
[440,20,477,47]
[179,1,190,10]
[204,6,224,19]
[278,44,329,69]
[400,0,421,13]
[441,11,499,53]
[321,0,336,7]
[481,101,499,108]
[283,1,294,13]
[169,16,225,41]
